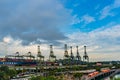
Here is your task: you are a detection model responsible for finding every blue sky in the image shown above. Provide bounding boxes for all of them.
[0,0,120,61]
[61,0,120,32]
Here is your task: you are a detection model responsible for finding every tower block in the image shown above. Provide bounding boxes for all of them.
[70,46,74,60]
[64,44,69,59]
[76,46,81,61]
[83,46,89,62]
[49,45,56,62]
[37,46,44,62]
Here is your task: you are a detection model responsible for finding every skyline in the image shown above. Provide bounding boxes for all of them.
[0,0,120,61]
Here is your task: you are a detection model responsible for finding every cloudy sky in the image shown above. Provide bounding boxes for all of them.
[0,0,120,61]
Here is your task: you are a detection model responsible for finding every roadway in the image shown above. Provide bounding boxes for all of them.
[88,69,117,80]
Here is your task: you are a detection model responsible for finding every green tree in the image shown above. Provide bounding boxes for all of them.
[30,76,44,80]
[49,71,56,76]
[45,76,57,80]
[0,66,17,79]
[73,73,83,80]
[114,78,120,80]
[0,71,9,80]
[0,66,9,73]
[8,69,17,78]
[0,71,6,80]
[95,67,101,72]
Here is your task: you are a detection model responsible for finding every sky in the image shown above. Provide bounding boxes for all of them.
[0,0,120,61]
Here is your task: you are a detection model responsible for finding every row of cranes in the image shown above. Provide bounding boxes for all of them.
[63,44,89,62]
[49,44,89,62]
[5,44,89,63]
[5,52,35,61]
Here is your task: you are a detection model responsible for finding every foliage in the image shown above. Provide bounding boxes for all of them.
[73,73,83,78]
[0,65,9,73]
[114,78,120,80]
[49,71,56,76]
[0,65,17,79]
[29,76,57,80]
[45,76,57,80]
[8,69,17,78]
[0,71,6,80]
[30,76,44,80]
[95,66,101,71]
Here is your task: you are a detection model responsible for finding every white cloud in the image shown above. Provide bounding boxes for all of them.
[81,14,95,24]
[3,36,13,44]
[99,0,120,19]
[0,0,72,45]
[65,24,120,61]
[0,0,73,59]
[0,36,65,60]
[113,0,120,8]
[0,24,120,61]
[71,15,81,25]
[99,6,114,20]
[71,14,95,25]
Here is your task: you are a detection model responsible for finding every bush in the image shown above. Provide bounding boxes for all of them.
[0,66,17,79]
[29,76,57,80]
[73,73,83,78]
[30,76,44,80]
[45,76,57,80]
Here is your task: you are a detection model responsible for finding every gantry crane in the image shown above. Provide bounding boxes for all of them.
[64,44,69,59]
[70,46,74,60]
[83,46,89,62]
[49,45,56,62]
[24,52,35,61]
[76,46,81,61]
[37,45,44,62]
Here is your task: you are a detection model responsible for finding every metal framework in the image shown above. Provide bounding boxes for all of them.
[64,44,69,59]
[70,46,74,60]
[49,45,56,62]
[23,52,35,60]
[83,46,89,62]
[5,52,23,59]
[36,45,44,74]
[37,46,44,62]
[76,46,81,61]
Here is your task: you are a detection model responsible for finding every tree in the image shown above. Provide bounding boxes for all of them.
[8,69,17,78]
[30,76,44,80]
[0,71,9,80]
[73,73,83,80]
[95,67,101,72]
[29,76,57,80]
[114,78,120,80]
[45,76,57,80]
[0,66,17,79]
[0,66,9,73]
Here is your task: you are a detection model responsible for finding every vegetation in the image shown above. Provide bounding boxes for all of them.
[113,78,120,80]
[29,76,57,80]
[73,73,83,80]
[0,65,17,80]
[0,62,119,80]
[29,76,44,80]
